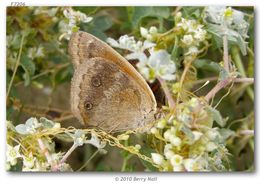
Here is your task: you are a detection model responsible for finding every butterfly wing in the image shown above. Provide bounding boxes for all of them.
[71,57,156,132]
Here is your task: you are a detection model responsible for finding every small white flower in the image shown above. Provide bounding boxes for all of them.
[163,129,172,141]
[170,154,183,166]
[85,133,106,149]
[192,131,203,141]
[183,158,196,171]
[156,119,166,129]
[206,129,220,140]
[145,49,176,82]
[182,34,194,46]
[140,26,157,41]
[169,136,182,147]
[151,153,165,166]
[206,142,217,152]
[22,152,36,169]
[164,143,173,154]
[72,130,86,146]
[140,27,149,38]
[135,144,141,150]
[6,144,22,166]
[107,35,155,53]
[150,127,158,134]
[59,8,92,40]
[164,150,175,160]
[186,46,199,55]
[194,28,207,41]
[149,26,158,34]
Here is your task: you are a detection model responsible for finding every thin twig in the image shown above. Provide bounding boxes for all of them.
[157,77,175,109]
[177,59,193,104]
[37,138,52,164]
[223,35,229,72]
[51,143,79,171]
[59,143,78,164]
[77,149,99,171]
[6,34,25,100]
[239,130,254,136]
[204,77,233,102]
[231,46,254,101]
[234,77,254,84]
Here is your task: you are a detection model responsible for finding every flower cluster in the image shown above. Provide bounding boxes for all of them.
[150,98,230,171]
[107,32,176,83]
[204,6,249,38]
[140,26,158,41]
[59,8,93,40]
[68,130,107,150]
[175,13,207,55]
[6,117,107,171]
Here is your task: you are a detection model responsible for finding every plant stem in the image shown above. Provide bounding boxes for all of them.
[239,130,254,136]
[231,46,254,101]
[6,34,25,100]
[177,58,193,104]
[223,35,229,72]
[59,143,78,164]
[37,138,52,164]
[77,149,99,171]
[234,77,254,84]
[204,77,233,102]
[157,77,175,109]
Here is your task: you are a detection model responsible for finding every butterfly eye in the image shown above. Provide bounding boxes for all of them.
[91,76,102,87]
[84,101,93,110]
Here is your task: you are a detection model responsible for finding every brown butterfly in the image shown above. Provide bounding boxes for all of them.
[68,31,157,132]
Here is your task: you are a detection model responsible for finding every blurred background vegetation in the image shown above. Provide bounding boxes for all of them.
[6,6,254,171]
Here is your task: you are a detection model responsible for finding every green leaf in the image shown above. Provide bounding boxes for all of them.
[139,147,158,171]
[20,55,35,86]
[55,133,74,143]
[93,16,113,31]
[193,59,222,73]
[227,29,248,56]
[182,7,203,19]
[73,7,99,15]
[218,128,235,141]
[206,106,226,127]
[206,24,247,56]
[40,117,55,128]
[87,27,108,41]
[131,7,170,28]
[22,73,30,86]
[15,124,29,135]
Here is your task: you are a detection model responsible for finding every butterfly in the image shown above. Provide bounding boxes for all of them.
[68,31,157,132]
